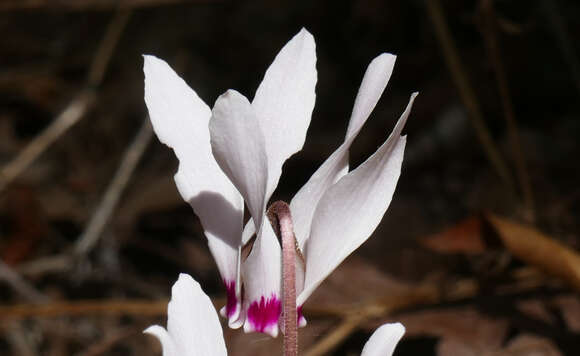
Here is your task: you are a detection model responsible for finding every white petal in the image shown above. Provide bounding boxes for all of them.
[144,56,243,323]
[144,325,177,356]
[144,274,227,356]
[290,53,397,250]
[168,274,228,356]
[290,147,349,250]
[346,53,396,139]
[361,323,405,356]
[252,28,317,199]
[210,90,269,232]
[242,221,282,337]
[298,93,417,305]
[242,218,256,245]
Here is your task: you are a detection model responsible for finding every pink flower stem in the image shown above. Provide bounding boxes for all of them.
[267,201,297,356]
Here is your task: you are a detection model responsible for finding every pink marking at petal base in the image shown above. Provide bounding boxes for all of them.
[297,305,307,327]
[246,294,281,335]
[224,280,238,319]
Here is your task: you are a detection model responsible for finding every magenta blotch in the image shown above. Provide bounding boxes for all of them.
[224,280,238,318]
[247,294,282,333]
[297,305,307,327]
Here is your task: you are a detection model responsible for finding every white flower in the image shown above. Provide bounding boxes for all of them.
[143,28,417,337]
[145,274,406,356]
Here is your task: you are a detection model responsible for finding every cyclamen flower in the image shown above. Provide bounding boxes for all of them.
[145,274,406,356]
[144,29,416,337]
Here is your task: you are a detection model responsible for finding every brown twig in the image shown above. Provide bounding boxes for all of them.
[425,0,516,197]
[0,259,49,303]
[16,120,153,274]
[302,266,550,356]
[304,215,580,356]
[74,119,153,255]
[0,90,96,192]
[87,9,132,87]
[479,0,534,221]
[540,0,580,99]
[0,9,131,193]
[2,321,38,356]
[0,299,168,320]
[0,0,218,11]
[0,265,552,356]
[303,312,368,356]
[16,254,72,277]
[78,325,144,356]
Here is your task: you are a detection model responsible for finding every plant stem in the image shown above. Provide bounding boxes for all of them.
[267,201,297,356]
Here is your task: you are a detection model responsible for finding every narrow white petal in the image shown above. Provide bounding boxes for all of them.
[167,274,227,356]
[252,28,317,199]
[346,53,396,139]
[210,90,269,232]
[298,93,417,305]
[242,218,256,245]
[361,323,405,356]
[242,221,282,337]
[144,56,243,323]
[290,147,349,250]
[290,54,396,250]
[144,325,177,356]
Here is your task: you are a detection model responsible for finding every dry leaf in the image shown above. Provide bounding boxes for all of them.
[487,214,580,292]
[552,296,580,333]
[516,300,556,325]
[306,255,414,308]
[225,320,333,356]
[396,308,508,355]
[421,216,486,254]
[489,334,563,356]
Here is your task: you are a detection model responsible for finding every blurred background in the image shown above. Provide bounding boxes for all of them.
[1,0,579,355]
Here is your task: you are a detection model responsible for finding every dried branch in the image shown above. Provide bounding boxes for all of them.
[0,90,96,192]
[87,9,132,86]
[15,119,153,275]
[2,321,38,356]
[0,299,168,320]
[541,0,580,99]
[479,0,534,221]
[16,254,72,277]
[425,0,516,197]
[303,265,550,356]
[0,0,217,11]
[74,119,153,255]
[78,326,144,356]
[0,259,49,304]
[0,9,131,193]
[303,313,368,356]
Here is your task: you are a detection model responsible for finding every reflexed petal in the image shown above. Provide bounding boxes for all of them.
[144,325,177,356]
[210,90,269,232]
[252,28,317,200]
[144,56,243,324]
[361,323,405,356]
[298,93,417,305]
[145,274,227,356]
[346,53,396,139]
[242,222,282,337]
[290,147,348,250]
[290,53,397,250]
[242,218,256,245]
